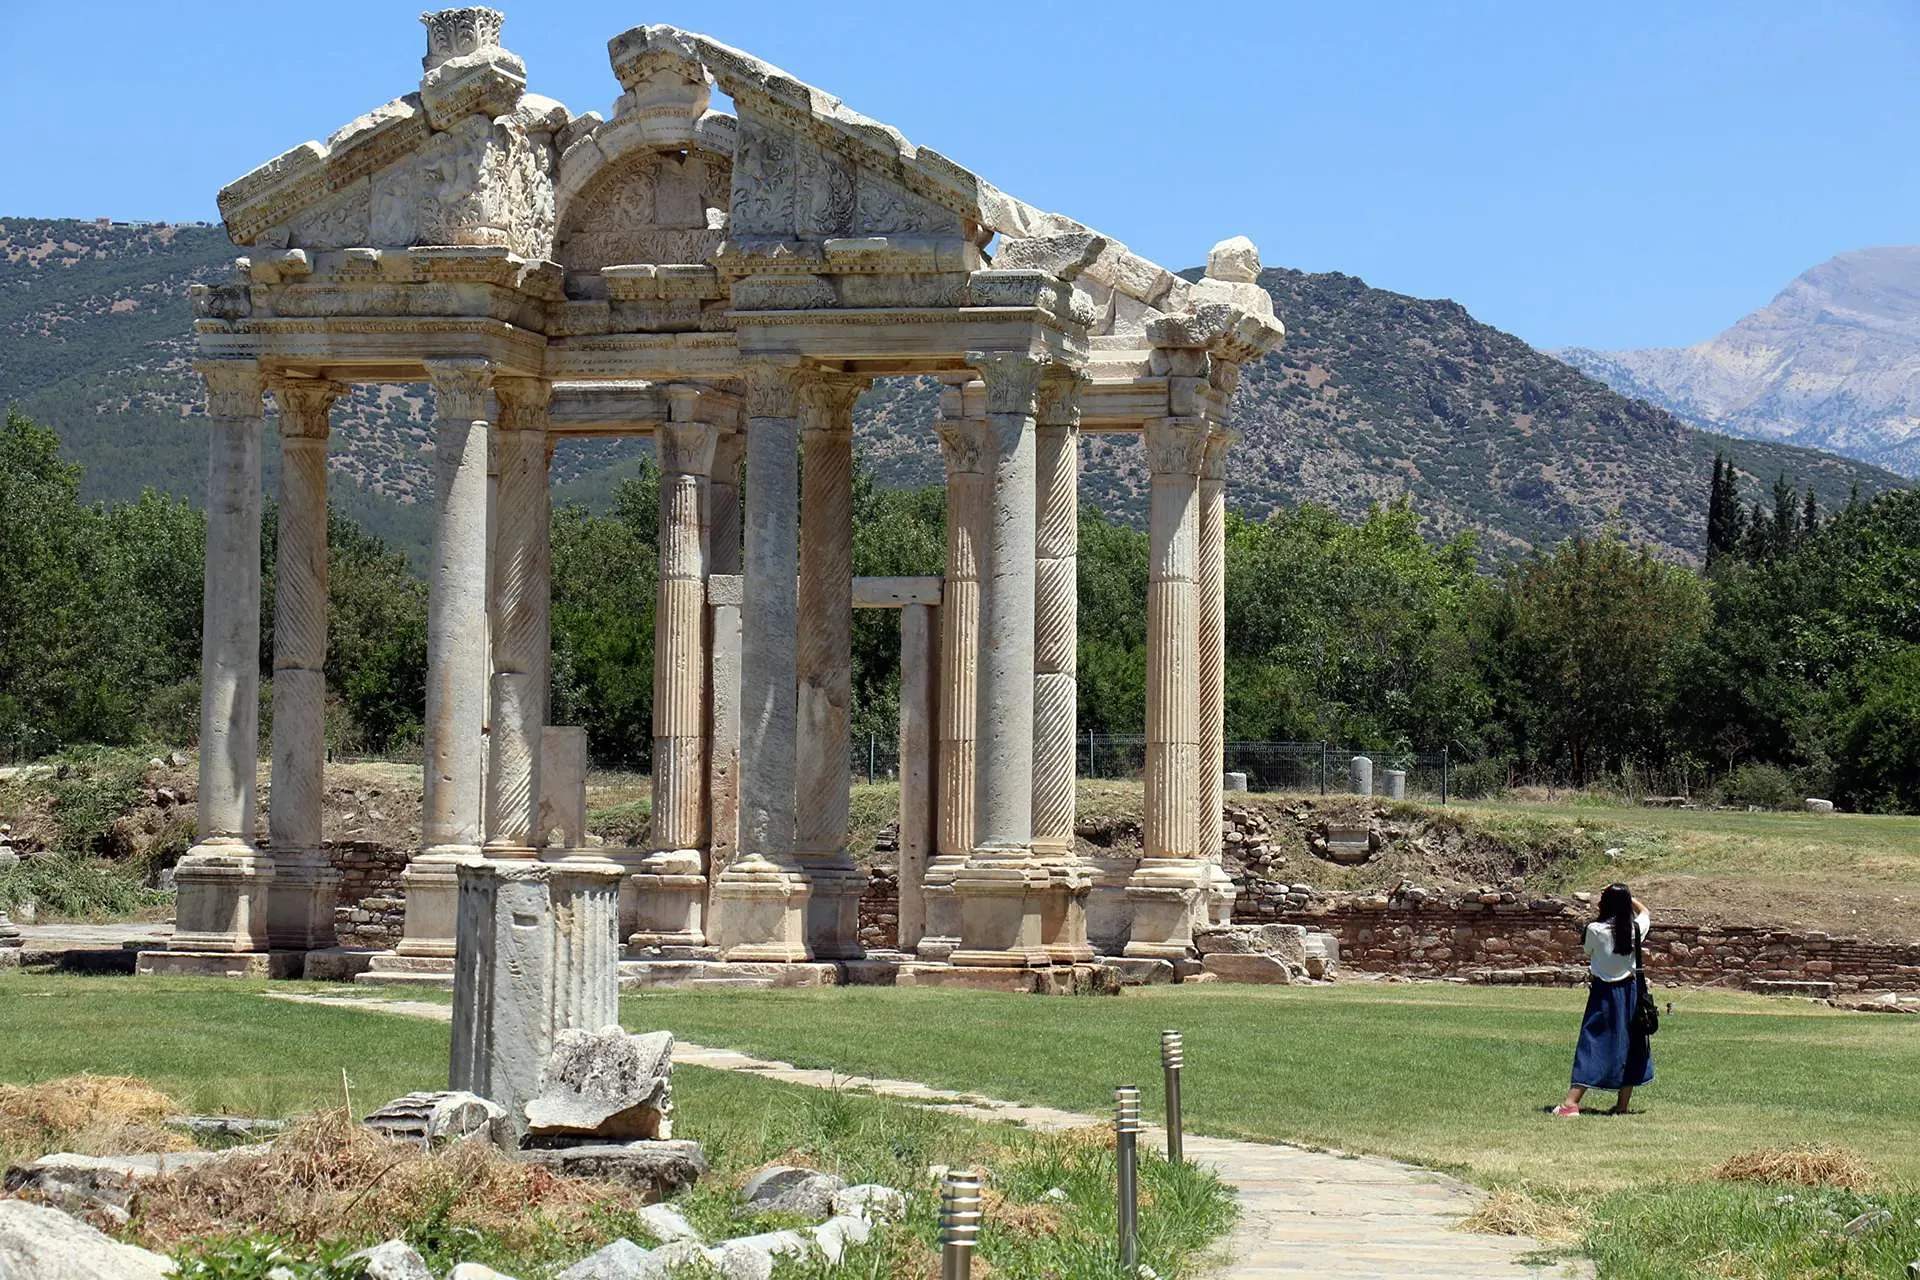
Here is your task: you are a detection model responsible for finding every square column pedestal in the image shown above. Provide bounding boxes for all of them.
[1123,858,1211,961]
[136,850,303,979]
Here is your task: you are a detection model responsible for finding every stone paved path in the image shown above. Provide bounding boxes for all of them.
[266,993,1592,1279]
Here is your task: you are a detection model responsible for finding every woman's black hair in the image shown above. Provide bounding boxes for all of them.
[1597,882,1636,955]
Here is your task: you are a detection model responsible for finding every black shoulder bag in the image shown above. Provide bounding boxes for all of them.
[1630,925,1660,1038]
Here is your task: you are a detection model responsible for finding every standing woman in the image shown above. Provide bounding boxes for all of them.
[1554,882,1653,1116]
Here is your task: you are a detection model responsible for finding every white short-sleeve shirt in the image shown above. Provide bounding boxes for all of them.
[1583,909,1650,983]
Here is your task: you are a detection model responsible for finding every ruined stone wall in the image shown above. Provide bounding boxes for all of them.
[1232,884,1920,993]
[329,841,409,948]
[860,864,899,950]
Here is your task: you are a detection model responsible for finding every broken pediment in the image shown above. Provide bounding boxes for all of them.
[556,146,733,279]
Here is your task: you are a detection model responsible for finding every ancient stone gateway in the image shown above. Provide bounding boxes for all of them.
[140,8,1285,990]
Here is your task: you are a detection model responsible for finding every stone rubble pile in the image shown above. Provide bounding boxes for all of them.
[364,1090,506,1147]
[1191,922,1340,983]
[1220,803,1281,874]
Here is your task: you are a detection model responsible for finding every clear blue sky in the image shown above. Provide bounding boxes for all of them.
[10,0,1915,351]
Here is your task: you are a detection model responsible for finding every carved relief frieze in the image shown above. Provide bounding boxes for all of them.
[855,170,961,237]
[368,113,556,259]
[556,149,731,274]
[795,139,856,239]
[730,118,796,237]
[286,179,372,250]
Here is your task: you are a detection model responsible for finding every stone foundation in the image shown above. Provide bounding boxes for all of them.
[329,841,409,948]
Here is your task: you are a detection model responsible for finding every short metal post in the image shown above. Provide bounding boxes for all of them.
[1319,741,1329,796]
[940,1169,982,1280]
[1441,746,1450,804]
[1115,1085,1142,1270]
[1161,1030,1184,1164]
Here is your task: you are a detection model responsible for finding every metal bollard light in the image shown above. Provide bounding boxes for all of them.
[940,1169,983,1280]
[1161,1029,1185,1164]
[1115,1085,1143,1271]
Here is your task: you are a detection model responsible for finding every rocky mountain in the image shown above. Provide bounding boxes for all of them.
[1558,247,1920,478]
[2,216,1904,566]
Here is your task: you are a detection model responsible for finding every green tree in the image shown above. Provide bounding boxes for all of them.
[1836,645,1920,813]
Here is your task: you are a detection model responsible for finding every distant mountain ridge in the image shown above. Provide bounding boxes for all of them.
[1557,247,1920,477]
[1,216,1904,566]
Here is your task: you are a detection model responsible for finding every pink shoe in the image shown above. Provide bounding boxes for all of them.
[1552,1104,1581,1117]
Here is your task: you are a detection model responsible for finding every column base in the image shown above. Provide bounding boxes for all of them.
[897,962,1121,996]
[1038,857,1095,965]
[135,949,304,980]
[265,850,342,951]
[355,953,457,988]
[708,856,812,962]
[1122,858,1210,961]
[1201,861,1239,929]
[799,857,866,961]
[393,845,481,959]
[168,843,274,954]
[628,848,710,950]
[916,855,966,960]
[949,855,1051,969]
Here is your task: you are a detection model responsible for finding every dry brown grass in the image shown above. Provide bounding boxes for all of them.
[0,1075,192,1169]
[128,1107,643,1253]
[1710,1145,1873,1190]
[1460,1186,1591,1245]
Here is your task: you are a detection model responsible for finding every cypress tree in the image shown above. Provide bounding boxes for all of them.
[1706,454,1725,561]
[1771,473,1797,553]
[1802,485,1818,536]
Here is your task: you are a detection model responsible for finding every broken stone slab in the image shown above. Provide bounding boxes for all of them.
[830,1183,908,1223]
[712,1229,808,1278]
[1206,235,1262,283]
[4,1146,272,1215]
[449,1264,521,1280]
[632,1201,699,1243]
[992,232,1106,282]
[169,1114,289,1142]
[1201,953,1297,985]
[344,1239,434,1280]
[556,1238,661,1280]
[0,1198,174,1280]
[1193,923,1308,965]
[741,1164,848,1218]
[516,1140,708,1198]
[525,1027,674,1141]
[364,1090,507,1148]
[808,1213,873,1263]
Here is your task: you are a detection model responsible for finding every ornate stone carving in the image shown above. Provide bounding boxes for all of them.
[741,361,808,419]
[369,114,555,259]
[968,351,1049,419]
[1144,416,1209,478]
[197,360,264,421]
[796,141,856,238]
[855,171,960,236]
[422,7,505,71]
[424,357,493,423]
[730,119,795,236]
[936,413,987,476]
[799,373,865,436]
[1035,368,1086,430]
[286,181,372,250]
[558,150,730,273]
[271,379,346,439]
[492,375,550,433]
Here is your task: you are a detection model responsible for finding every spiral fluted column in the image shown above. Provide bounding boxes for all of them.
[267,377,345,952]
[919,380,985,960]
[483,377,550,856]
[164,359,273,958]
[795,375,867,958]
[1196,427,1237,925]
[1126,414,1209,960]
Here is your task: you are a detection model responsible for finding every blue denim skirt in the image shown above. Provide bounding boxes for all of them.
[1571,976,1654,1091]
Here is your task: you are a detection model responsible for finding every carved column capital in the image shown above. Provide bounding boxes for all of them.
[424,357,494,422]
[1144,416,1209,478]
[492,376,552,432]
[658,420,721,477]
[741,359,809,419]
[1201,428,1233,482]
[967,350,1050,418]
[195,359,264,421]
[270,378,347,440]
[936,415,988,477]
[1036,367,1088,431]
[799,374,867,438]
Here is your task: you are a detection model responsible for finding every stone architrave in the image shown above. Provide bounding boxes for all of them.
[709,362,811,962]
[1196,427,1237,928]
[919,380,984,960]
[1032,370,1092,963]
[895,600,938,953]
[164,360,274,960]
[794,374,867,959]
[398,358,495,961]
[1126,413,1210,960]
[949,351,1051,970]
[631,413,720,951]
[483,377,552,858]
[450,856,623,1139]
[267,377,347,952]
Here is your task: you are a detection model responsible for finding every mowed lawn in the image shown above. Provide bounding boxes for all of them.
[622,982,1920,1191]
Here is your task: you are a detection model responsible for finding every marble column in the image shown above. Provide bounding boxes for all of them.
[1196,427,1237,927]
[795,375,866,958]
[704,429,745,908]
[266,377,346,952]
[1033,371,1093,963]
[896,601,938,954]
[1126,414,1210,960]
[398,357,494,959]
[709,361,811,962]
[168,359,272,956]
[631,415,719,950]
[482,377,550,857]
[951,351,1050,969]
[919,379,985,961]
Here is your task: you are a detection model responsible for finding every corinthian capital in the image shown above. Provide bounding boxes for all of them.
[1035,367,1088,431]
[967,350,1050,418]
[936,416,987,478]
[424,357,493,424]
[799,374,867,438]
[658,420,721,477]
[1144,416,1209,478]
[1201,428,1233,483]
[741,360,809,420]
[492,376,552,433]
[195,360,264,421]
[270,378,347,440]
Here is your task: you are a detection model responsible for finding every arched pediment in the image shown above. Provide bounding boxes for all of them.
[555,144,733,275]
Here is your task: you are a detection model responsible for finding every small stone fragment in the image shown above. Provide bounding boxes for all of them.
[741,1165,848,1218]
[364,1090,506,1148]
[830,1183,908,1223]
[555,1238,656,1280]
[634,1201,700,1242]
[449,1265,521,1280]
[525,1027,674,1140]
[344,1240,434,1280]
[0,1199,174,1280]
[1206,235,1261,283]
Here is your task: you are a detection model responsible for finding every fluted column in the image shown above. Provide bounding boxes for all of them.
[1033,370,1093,962]
[267,377,345,952]
[631,412,719,950]
[918,380,985,960]
[951,351,1050,969]
[709,361,812,962]
[397,357,494,960]
[483,377,550,856]
[1126,414,1210,960]
[796,374,866,958]
[1196,427,1237,926]
[167,359,272,956]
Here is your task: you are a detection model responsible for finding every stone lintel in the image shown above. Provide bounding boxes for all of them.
[851,576,941,608]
